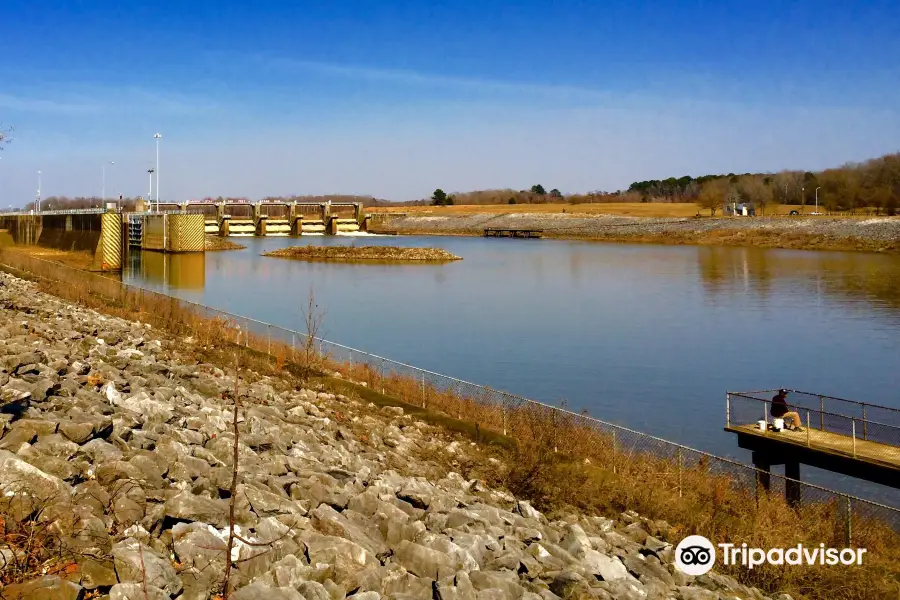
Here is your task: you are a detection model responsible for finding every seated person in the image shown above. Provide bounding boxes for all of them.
[771,389,803,432]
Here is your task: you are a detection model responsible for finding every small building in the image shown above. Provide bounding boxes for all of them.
[724,202,755,216]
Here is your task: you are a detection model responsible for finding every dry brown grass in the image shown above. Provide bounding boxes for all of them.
[2,246,99,271]
[369,202,877,219]
[1,249,897,600]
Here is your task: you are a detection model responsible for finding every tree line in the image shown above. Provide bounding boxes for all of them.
[419,152,900,215]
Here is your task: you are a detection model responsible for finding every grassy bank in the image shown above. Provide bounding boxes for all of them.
[0,250,897,600]
[263,245,461,262]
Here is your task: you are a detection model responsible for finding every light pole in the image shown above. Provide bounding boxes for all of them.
[36,171,41,213]
[801,187,804,213]
[102,161,115,206]
[147,169,155,209]
[154,133,162,211]
[815,187,821,214]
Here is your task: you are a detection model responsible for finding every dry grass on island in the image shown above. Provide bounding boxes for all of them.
[263,245,461,262]
[205,236,246,251]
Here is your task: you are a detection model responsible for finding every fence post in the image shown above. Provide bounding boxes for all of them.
[851,420,857,458]
[267,325,271,357]
[726,393,731,427]
[862,404,867,441]
[677,447,683,498]
[612,430,617,475]
[819,396,824,430]
[502,404,507,436]
[806,412,810,447]
[381,359,385,395]
[421,373,426,408]
[291,333,295,364]
[845,496,852,547]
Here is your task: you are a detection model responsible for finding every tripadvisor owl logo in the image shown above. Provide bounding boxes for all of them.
[674,535,868,574]
[675,535,716,576]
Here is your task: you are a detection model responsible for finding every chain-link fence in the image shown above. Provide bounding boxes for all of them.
[1,249,899,548]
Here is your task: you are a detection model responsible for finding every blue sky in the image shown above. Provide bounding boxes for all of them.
[1,0,899,204]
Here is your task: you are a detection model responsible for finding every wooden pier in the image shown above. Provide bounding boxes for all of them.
[484,228,543,239]
[726,390,900,501]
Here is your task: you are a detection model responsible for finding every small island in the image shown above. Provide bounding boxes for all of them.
[262,245,462,262]
[205,236,246,251]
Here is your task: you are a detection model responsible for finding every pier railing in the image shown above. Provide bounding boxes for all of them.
[1,249,899,546]
[728,391,900,453]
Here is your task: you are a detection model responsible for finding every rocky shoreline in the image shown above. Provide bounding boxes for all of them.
[0,270,785,600]
[368,213,900,253]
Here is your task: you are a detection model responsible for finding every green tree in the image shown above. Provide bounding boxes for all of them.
[549,188,563,199]
[431,189,448,206]
[508,197,517,204]
[531,184,546,196]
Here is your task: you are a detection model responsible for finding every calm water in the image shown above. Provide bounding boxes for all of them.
[123,235,900,504]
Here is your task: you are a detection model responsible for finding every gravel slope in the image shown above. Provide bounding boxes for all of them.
[371,214,900,250]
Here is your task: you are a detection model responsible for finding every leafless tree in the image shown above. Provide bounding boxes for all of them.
[301,287,326,382]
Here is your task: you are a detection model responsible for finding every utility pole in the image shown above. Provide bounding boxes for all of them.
[154,133,162,212]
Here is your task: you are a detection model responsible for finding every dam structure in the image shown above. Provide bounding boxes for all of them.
[149,200,367,237]
[0,201,370,271]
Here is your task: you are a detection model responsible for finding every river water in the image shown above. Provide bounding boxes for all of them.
[123,235,900,504]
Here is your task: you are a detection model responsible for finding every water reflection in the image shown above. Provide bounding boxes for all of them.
[698,247,900,316]
[127,251,206,291]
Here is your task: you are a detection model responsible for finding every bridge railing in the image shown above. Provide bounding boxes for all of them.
[0,208,114,216]
[736,389,900,429]
[727,392,900,455]
[1,249,899,546]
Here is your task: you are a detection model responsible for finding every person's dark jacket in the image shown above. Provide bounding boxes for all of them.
[771,394,789,418]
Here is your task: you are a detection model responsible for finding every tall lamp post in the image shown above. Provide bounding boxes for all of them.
[154,133,162,212]
[102,161,115,207]
[815,187,821,214]
[36,171,42,213]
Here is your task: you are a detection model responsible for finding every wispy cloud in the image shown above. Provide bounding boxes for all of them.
[0,87,218,116]
[0,92,102,115]
[252,54,615,101]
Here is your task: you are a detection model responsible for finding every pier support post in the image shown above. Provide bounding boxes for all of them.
[752,451,771,493]
[785,460,802,508]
